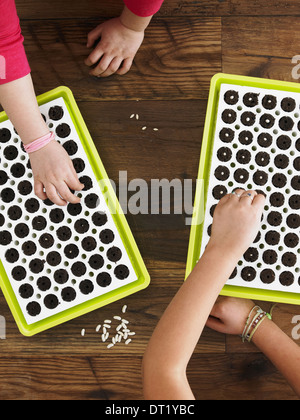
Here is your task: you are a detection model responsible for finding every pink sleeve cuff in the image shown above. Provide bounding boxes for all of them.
[0,0,31,85]
[123,0,164,17]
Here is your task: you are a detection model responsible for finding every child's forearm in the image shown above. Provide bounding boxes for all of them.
[143,244,237,399]
[0,74,48,144]
[252,318,300,397]
[120,6,152,32]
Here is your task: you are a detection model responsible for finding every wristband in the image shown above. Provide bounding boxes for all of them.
[241,305,273,343]
[23,132,55,154]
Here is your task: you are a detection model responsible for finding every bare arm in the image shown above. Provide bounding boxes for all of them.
[0,74,83,205]
[207,296,300,397]
[142,189,266,399]
[0,74,48,143]
[143,246,241,399]
[252,318,300,396]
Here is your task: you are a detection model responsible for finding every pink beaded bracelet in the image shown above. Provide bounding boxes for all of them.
[23,131,55,154]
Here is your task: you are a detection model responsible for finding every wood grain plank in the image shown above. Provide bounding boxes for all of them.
[188,353,298,400]
[21,18,221,101]
[78,100,204,181]
[16,0,228,19]
[222,16,300,81]
[0,353,297,400]
[15,0,300,19]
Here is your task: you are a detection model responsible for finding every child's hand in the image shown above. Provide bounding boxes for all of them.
[206,296,255,336]
[29,140,84,206]
[207,189,266,262]
[85,17,144,78]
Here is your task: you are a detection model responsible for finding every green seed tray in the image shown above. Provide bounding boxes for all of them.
[186,73,300,305]
[0,86,150,336]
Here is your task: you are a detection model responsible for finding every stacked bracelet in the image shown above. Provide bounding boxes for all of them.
[241,305,274,343]
[23,131,55,154]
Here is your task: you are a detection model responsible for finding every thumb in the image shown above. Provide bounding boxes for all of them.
[206,315,227,334]
[87,24,103,48]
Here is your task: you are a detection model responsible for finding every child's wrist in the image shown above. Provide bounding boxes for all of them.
[240,304,275,344]
[205,240,241,266]
[23,131,55,154]
[120,6,152,32]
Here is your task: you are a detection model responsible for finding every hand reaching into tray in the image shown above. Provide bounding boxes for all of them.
[143,189,266,400]
[85,6,150,77]
[29,140,84,206]
[208,188,265,261]
[0,74,83,206]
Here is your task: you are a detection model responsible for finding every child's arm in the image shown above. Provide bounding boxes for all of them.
[85,1,164,77]
[207,297,300,397]
[142,189,266,400]
[0,0,83,205]
[0,75,84,205]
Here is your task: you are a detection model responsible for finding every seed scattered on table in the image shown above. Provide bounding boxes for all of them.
[80,305,135,349]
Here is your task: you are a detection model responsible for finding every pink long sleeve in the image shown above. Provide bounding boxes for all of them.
[0,0,30,85]
[123,0,164,17]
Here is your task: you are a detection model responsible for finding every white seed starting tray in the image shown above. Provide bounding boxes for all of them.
[0,88,149,335]
[200,83,300,294]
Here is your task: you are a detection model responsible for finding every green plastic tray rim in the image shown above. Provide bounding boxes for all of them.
[186,73,300,306]
[0,86,150,336]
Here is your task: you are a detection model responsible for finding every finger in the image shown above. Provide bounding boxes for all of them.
[217,193,232,207]
[65,172,84,193]
[89,54,113,77]
[116,57,133,76]
[252,192,266,211]
[86,25,103,48]
[34,180,47,201]
[45,183,67,207]
[206,315,226,333]
[85,47,104,67]
[230,188,245,199]
[99,56,123,78]
[239,190,258,205]
[56,181,80,204]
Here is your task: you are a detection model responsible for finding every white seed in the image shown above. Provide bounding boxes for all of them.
[130,114,135,119]
[81,329,85,337]
[142,126,147,131]
[101,333,106,342]
[96,324,101,332]
[136,114,139,120]
[153,128,159,131]
[103,323,111,328]
[125,339,132,345]
[122,305,127,313]
[128,331,136,336]
[107,343,114,349]
[122,318,129,324]
[104,319,111,323]
[113,315,121,320]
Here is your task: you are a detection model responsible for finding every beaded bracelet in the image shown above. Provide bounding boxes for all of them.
[23,131,55,154]
[241,305,260,341]
[241,305,275,343]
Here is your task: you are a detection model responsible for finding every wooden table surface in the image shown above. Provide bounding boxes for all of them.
[0,0,300,400]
